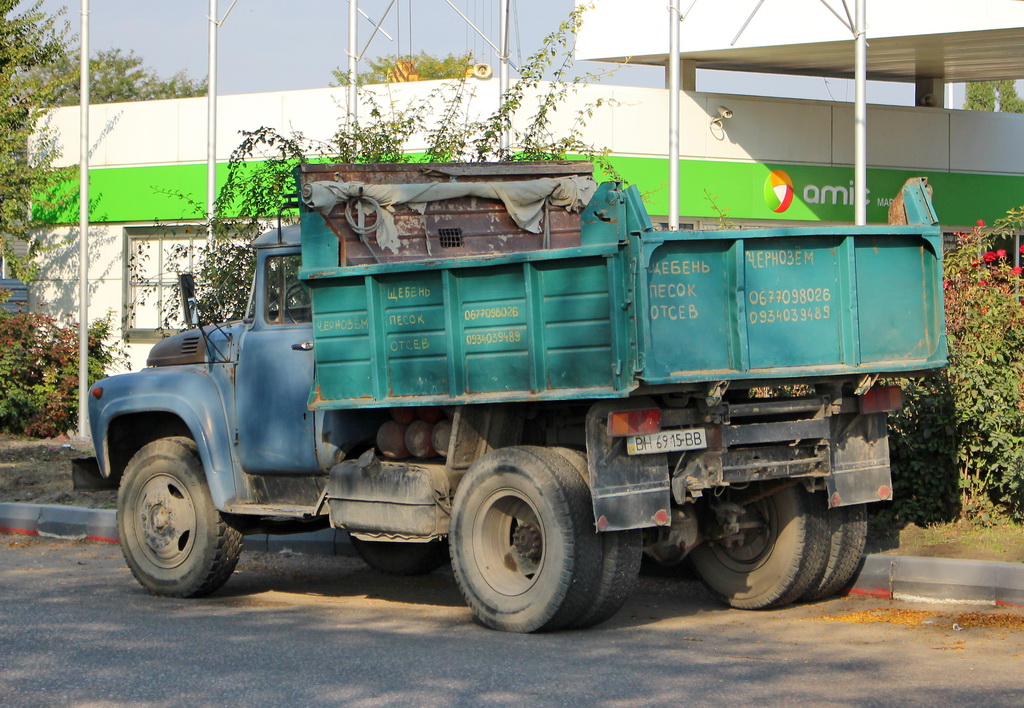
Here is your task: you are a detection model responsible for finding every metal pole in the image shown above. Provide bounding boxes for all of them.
[668,0,680,231]
[499,0,510,151]
[348,0,358,126]
[207,0,217,239]
[77,0,90,438]
[854,0,867,226]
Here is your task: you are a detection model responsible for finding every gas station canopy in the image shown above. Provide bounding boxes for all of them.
[575,0,1024,82]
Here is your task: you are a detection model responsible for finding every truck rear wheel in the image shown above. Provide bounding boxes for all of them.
[449,446,602,633]
[691,484,828,610]
[350,536,448,576]
[118,437,242,598]
[803,504,868,601]
[549,448,642,629]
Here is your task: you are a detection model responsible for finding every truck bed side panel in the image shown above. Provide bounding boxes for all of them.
[304,248,632,408]
[638,226,946,384]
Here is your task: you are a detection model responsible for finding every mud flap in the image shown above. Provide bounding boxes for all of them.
[827,411,894,507]
[71,457,117,490]
[585,400,671,532]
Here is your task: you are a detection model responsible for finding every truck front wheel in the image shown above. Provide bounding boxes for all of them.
[691,484,828,610]
[449,446,602,633]
[118,437,242,598]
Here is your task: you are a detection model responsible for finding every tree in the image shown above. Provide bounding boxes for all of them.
[30,47,207,106]
[331,51,474,86]
[143,7,616,329]
[0,0,69,283]
[964,80,1024,113]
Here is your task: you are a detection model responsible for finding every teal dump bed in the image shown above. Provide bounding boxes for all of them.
[300,182,945,409]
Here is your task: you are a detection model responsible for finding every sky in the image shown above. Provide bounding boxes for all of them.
[24,0,949,106]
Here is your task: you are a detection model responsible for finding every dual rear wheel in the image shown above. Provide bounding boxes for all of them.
[690,485,867,609]
[448,446,641,633]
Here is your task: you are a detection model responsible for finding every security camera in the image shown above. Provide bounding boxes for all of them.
[717,106,733,119]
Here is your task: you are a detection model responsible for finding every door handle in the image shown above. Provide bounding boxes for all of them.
[291,342,313,351]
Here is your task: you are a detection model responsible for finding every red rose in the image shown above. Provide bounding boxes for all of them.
[1014,267,1023,275]
[984,251,997,262]
[997,249,1008,258]
[977,220,986,227]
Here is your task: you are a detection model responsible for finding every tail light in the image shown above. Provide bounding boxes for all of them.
[607,409,662,437]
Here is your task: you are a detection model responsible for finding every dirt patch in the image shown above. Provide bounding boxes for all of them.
[814,608,1024,631]
[0,434,116,509]
[867,520,1024,564]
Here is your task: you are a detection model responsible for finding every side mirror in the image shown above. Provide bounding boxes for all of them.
[179,273,199,328]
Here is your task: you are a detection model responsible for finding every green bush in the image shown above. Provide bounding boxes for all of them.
[889,220,1024,523]
[0,311,122,437]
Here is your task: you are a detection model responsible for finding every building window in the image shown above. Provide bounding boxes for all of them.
[124,226,201,333]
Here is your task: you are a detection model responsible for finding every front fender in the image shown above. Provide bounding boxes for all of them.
[89,365,239,509]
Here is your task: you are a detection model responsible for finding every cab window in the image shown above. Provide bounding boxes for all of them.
[264,254,311,324]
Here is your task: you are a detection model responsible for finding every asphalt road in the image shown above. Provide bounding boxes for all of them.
[2,537,1022,708]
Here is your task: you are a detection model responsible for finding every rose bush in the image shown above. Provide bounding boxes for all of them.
[889,217,1024,523]
[0,311,122,437]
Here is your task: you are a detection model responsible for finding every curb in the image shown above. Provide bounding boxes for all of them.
[847,553,1024,607]
[0,502,354,557]
[2,502,1021,607]
[0,502,118,543]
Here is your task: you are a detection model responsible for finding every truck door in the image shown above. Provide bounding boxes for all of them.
[234,250,320,475]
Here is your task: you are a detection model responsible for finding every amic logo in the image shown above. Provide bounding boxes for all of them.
[764,170,794,213]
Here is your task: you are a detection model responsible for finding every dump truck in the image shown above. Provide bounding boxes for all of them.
[86,162,945,632]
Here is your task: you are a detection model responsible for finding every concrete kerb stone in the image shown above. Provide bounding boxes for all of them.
[1,503,117,542]
[846,554,1024,608]
[892,555,1000,604]
[845,554,895,599]
[0,503,41,537]
[2,502,1023,606]
[38,505,117,542]
[995,563,1024,606]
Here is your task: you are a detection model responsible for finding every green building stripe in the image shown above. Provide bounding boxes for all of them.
[40,156,1024,227]
[609,157,1024,226]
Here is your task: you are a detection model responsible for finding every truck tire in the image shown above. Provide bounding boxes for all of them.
[549,448,642,629]
[350,537,448,576]
[803,504,868,601]
[449,446,603,633]
[118,437,242,598]
[691,484,828,610]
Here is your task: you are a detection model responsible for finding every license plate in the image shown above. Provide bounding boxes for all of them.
[626,428,708,455]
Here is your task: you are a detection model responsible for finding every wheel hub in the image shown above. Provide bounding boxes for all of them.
[512,522,543,561]
[150,504,171,531]
[133,474,198,569]
[473,489,546,596]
